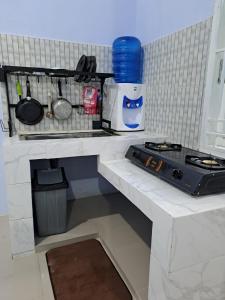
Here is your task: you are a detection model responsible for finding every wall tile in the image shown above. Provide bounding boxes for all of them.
[0,19,212,145]
[144,18,212,149]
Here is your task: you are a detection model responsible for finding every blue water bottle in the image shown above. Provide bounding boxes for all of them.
[113,36,143,83]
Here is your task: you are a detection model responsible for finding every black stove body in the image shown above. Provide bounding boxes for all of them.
[125,143,225,196]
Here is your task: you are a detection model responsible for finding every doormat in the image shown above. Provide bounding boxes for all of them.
[46,239,132,300]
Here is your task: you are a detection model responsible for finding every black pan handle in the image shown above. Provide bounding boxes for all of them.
[58,79,63,97]
[26,78,31,98]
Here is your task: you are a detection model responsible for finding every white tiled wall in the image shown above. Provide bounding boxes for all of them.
[0,19,212,146]
[0,35,112,135]
[144,18,212,149]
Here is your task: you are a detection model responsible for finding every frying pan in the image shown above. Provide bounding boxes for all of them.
[51,80,72,120]
[15,78,44,125]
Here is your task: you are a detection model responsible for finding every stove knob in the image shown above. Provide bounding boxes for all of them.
[172,169,183,179]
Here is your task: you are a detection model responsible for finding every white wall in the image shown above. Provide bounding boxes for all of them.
[0,0,214,45]
[135,0,214,44]
[0,0,136,45]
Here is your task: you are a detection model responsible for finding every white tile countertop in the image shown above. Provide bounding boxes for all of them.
[99,159,225,218]
[98,158,225,300]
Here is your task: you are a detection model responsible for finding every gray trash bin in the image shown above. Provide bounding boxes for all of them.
[33,167,68,237]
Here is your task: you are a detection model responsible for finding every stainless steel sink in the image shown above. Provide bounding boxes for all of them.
[20,130,119,140]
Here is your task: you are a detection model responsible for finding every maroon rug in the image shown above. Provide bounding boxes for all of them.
[46,239,132,300]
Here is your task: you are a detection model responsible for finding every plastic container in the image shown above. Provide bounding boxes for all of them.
[113,36,143,83]
[32,168,68,237]
[113,36,141,53]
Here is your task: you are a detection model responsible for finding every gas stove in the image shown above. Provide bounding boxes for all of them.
[125,142,225,196]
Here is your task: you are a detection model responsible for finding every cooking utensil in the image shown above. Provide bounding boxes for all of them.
[15,78,44,125]
[52,79,72,120]
[16,79,22,101]
[75,55,87,82]
[46,90,54,119]
[74,55,97,83]
[84,56,97,83]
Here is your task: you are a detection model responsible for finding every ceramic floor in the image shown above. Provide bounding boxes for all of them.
[1,193,152,300]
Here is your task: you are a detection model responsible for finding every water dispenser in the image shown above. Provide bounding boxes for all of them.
[102,83,145,132]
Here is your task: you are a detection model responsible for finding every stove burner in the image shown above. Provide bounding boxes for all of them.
[158,145,170,149]
[145,142,182,152]
[202,159,220,166]
[186,155,225,170]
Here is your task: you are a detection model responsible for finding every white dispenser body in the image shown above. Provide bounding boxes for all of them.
[102,83,145,131]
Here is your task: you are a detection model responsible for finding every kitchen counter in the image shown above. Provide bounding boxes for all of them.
[4,132,225,299]
[3,132,164,186]
[99,159,225,218]
[98,158,225,299]
[3,131,165,253]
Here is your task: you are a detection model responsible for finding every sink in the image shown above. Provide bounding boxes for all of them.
[20,130,119,140]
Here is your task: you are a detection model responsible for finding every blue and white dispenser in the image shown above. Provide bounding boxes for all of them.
[102,83,145,132]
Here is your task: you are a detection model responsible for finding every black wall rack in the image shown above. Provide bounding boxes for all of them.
[0,65,114,137]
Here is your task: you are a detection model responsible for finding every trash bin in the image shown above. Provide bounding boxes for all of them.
[32,167,68,237]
